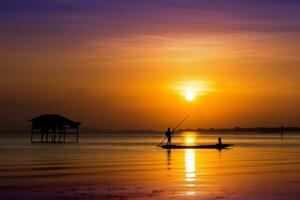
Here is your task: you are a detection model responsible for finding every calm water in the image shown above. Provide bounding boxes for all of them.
[1,131,300,199]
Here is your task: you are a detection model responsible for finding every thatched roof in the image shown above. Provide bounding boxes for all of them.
[29,114,81,129]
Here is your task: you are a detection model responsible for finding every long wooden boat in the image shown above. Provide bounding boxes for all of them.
[160,144,233,149]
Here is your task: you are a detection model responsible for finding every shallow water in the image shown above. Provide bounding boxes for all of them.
[0,131,300,199]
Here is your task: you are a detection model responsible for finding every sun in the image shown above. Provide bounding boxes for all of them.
[185,91,196,102]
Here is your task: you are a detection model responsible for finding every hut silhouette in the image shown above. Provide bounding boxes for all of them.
[29,114,81,143]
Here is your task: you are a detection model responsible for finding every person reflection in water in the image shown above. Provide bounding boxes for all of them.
[166,149,171,170]
[165,127,173,146]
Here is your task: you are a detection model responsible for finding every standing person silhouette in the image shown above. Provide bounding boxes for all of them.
[165,127,173,146]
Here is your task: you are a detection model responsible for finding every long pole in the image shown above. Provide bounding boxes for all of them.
[173,114,190,132]
[156,115,189,147]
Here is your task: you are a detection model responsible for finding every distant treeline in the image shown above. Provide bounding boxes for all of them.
[182,127,300,133]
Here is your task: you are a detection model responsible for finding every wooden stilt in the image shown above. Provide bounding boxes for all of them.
[31,130,34,143]
[53,130,56,143]
[76,128,79,143]
[59,131,61,143]
[64,128,66,143]
[41,131,44,143]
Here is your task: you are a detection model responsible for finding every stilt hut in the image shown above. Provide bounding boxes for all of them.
[29,114,81,143]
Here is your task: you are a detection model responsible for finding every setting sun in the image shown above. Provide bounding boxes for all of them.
[172,80,213,103]
[185,92,196,102]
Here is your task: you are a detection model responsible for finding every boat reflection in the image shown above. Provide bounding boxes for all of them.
[163,131,232,197]
[164,132,201,196]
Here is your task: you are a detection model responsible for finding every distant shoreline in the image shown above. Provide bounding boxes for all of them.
[183,127,299,133]
[1,126,300,134]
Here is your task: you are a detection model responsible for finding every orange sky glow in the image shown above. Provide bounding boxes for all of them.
[1,1,300,131]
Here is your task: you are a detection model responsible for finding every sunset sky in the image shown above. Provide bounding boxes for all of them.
[1,0,300,131]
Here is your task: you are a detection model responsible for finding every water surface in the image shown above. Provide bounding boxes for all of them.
[0,131,300,199]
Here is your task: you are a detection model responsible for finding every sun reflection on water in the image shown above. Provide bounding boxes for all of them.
[183,132,198,196]
[185,149,196,195]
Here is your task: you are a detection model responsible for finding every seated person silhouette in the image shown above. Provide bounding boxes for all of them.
[218,137,222,145]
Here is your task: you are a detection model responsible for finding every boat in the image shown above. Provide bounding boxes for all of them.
[160,144,233,149]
